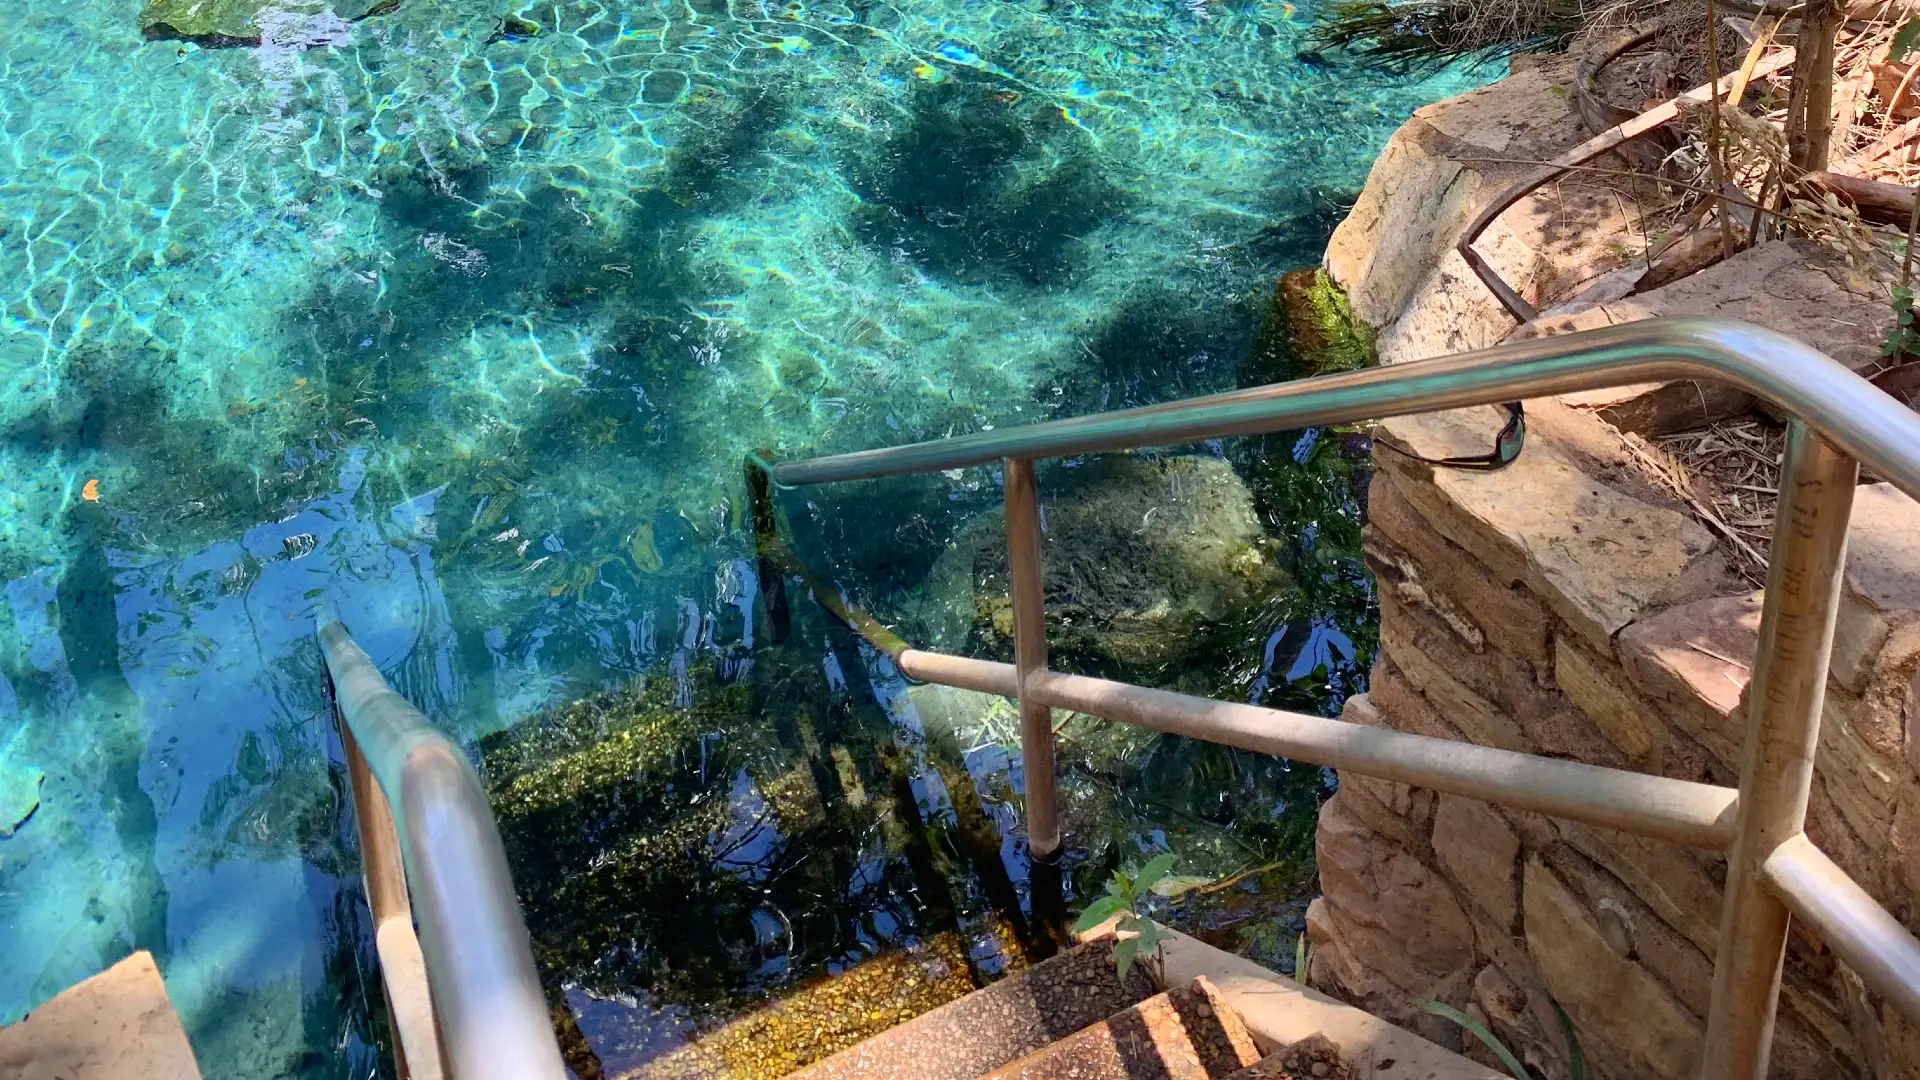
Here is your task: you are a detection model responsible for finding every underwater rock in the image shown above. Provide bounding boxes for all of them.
[0,758,42,838]
[1245,269,1376,385]
[140,0,398,46]
[906,455,1286,677]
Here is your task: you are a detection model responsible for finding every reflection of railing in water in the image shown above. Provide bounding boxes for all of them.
[750,316,1920,1080]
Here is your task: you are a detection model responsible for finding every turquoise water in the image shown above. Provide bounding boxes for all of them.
[0,0,1477,1074]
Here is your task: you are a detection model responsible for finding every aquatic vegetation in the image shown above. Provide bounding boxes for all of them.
[0,0,1478,1072]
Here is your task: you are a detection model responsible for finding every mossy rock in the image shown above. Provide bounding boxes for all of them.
[1245,268,1375,383]
[140,0,398,46]
[904,455,1288,677]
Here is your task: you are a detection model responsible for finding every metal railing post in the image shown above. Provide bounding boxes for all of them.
[338,713,444,1080]
[1004,458,1061,859]
[745,451,792,645]
[1700,422,1857,1080]
[319,619,569,1080]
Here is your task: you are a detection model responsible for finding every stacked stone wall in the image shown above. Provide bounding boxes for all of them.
[1305,59,1920,1080]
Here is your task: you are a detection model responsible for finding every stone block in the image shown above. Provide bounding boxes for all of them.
[1374,407,1716,653]
[1833,591,1892,696]
[1554,634,1664,764]
[1543,847,1717,1021]
[1367,658,1472,744]
[1523,859,1703,1080]
[1381,615,1532,753]
[1316,791,1477,1000]
[0,951,202,1080]
[1807,772,1884,904]
[1559,820,1723,957]
[1616,591,1761,772]
[1845,483,1920,614]
[1433,795,1522,933]
[1366,471,1553,671]
[1334,695,1436,850]
[1815,689,1906,863]
[1382,589,1630,766]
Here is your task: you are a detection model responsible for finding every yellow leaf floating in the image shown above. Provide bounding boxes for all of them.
[81,479,101,502]
[628,522,665,573]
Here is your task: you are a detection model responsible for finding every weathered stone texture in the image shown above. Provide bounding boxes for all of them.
[1433,796,1521,933]
[1310,58,1920,1080]
[0,951,201,1080]
[1524,860,1702,1080]
[1375,407,1715,652]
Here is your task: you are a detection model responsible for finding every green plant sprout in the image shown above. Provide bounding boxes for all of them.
[1883,285,1919,363]
[1073,853,1182,983]
[1415,998,1586,1080]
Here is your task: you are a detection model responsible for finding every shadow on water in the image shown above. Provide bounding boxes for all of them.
[850,77,1130,287]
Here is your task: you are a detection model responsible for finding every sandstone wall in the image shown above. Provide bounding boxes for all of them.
[1303,65,1920,1080]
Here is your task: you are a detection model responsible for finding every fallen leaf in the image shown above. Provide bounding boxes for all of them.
[294,377,308,388]
[549,585,565,597]
[81,479,100,502]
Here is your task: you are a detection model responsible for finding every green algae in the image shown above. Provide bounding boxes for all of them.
[140,0,397,44]
[907,455,1289,685]
[1246,269,1377,384]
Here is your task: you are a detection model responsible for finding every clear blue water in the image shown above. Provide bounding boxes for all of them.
[0,0,1479,1074]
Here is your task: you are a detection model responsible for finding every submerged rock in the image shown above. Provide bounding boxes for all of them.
[140,0,397,46]
[0,757,42,838]
[906,455,1286,678]
[1245,269,1375,385]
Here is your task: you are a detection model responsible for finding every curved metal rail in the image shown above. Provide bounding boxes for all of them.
[768,316,1920,503]
[319,618,567,1080]
[756,315,1920,1080]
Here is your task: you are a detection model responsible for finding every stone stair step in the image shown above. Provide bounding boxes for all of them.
[1221,1035,1353,1080]
[976,977,1262,1080]
[782,938,1154,1080]
[0,951,202,1080]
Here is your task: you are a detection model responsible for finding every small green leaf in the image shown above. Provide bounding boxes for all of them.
[1893,17,1920,62]
[1114,936,1140,983]
[1133,853,1178,897]
[1115,914,1144,935]
[1134,918,1164,959]
[1417,1000,1533,1080]
[1550,1000,1586,1080]
[1073,894,1127,935]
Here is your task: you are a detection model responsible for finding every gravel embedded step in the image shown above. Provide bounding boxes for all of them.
[977,977,1262,1080]
[1221,1035,1355,1080]
[783,938,1154,1080]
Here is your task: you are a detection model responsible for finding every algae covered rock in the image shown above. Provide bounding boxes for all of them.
[1245,268,1376,384]
[141,0,397,46]
[906,454,1287,677]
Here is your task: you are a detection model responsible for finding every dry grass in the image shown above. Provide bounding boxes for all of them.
[1613,419,1785,584]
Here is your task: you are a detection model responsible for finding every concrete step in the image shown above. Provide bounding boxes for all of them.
[977,977,1262,1080]
[1221,1035,1353,1080]
[0,952,202,1080]
[779,937,1155,1080]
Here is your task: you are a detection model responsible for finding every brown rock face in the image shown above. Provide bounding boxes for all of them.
[1315,792,1476,1002]
[1616,591,1762,773]
[1374,408,1715,652]
[1432,796,1521,933]
[1523,860,1702,1080]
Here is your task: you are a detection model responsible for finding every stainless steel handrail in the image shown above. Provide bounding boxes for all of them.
[768,316,1920,504]
[758,315,1920,1080]
[319,618,568,1080]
